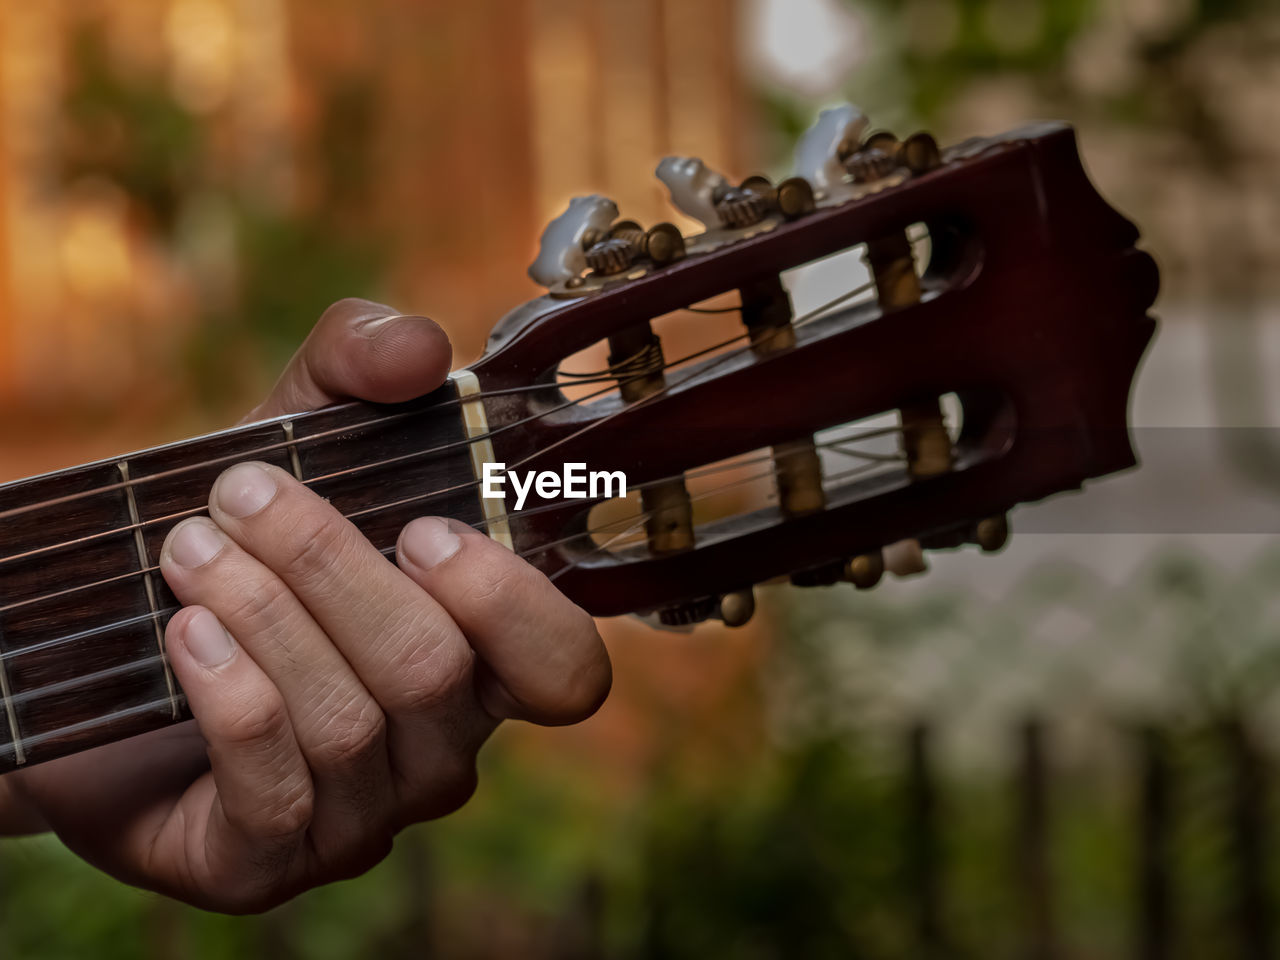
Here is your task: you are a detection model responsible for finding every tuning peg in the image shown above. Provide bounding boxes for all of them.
[655,155,731,230]
[845,132,902,184]
[884,538,928,577]
[843,552,885,590]
[528,195,620,288]
[644,223,686,264]
[718,589,756,628]
[973,514,1010,552]
[793,103,869,201]
[902,132,943,175]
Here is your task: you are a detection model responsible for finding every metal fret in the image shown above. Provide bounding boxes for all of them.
[117,461,180,720]
[450,369,513,550]
[0,618,26,765]
[282,420,304,480]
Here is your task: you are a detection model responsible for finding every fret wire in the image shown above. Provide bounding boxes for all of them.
[0,615,25,765]
[282,420,304,481]
[118,461,181,721]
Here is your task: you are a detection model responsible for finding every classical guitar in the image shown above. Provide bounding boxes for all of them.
[0,106,1158,772]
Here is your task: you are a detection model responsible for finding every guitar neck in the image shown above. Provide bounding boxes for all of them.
[0,380,487,772]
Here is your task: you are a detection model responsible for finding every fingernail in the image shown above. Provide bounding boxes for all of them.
[216,463,278,518]
[169,519,225,569]
[184,608,235,667]
[355,314,406,338]
[400,517,462,571]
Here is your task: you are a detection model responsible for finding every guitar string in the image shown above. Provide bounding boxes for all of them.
[337,280,880,528]
[0,280,878,572]
[0,451,903,718]
[0,419,904,621]
[0,219,934,527]
[547,458,889,584]
[0,295,750,528]
[0,314,753,568]
[0,240,937,748]
[0,427,910,687]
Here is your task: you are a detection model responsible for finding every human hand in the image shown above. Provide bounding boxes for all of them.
[6,299,611,912]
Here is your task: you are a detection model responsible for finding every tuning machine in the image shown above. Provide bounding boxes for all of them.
[528,196,686,296]
[656,157,815,255]
[653,588,756,630]
[793,104,944,207]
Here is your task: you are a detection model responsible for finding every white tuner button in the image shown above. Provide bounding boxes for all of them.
[655,156,730,230]
[793,103,869,201]
[528,195,620,288]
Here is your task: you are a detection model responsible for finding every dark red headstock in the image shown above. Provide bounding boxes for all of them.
[468,116,1158,625]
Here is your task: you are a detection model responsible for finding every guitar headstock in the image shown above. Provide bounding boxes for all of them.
[469,105,1159,627]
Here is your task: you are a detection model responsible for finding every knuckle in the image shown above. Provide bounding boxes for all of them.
[263,783,315,839]
[225,577,293,632]
[387,635,475,717]
[274,509,358,589]
[222,691,291,750]
[312,696,387,771]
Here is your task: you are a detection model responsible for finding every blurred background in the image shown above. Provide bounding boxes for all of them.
[2,0,1280,957]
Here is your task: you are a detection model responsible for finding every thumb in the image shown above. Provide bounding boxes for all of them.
[243,298,454,423]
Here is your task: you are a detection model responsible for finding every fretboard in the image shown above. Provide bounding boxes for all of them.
[0,380,486,772]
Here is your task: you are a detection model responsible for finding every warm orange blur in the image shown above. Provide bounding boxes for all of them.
[0,0,750,480]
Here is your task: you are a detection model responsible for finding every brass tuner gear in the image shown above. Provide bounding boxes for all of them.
[608,219,646,249]
[974,514,1010,552]
[718,589,756,628]
[843,552,885,590]
[790,561,843,587]
[712,184,771,229]
[585,236,638,276]
[845,131,904,184]
[658,596,718,627]
[645,223,686,265]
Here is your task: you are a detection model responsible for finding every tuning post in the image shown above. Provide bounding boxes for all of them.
[865,228,955,480]
[737,277,828,519]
